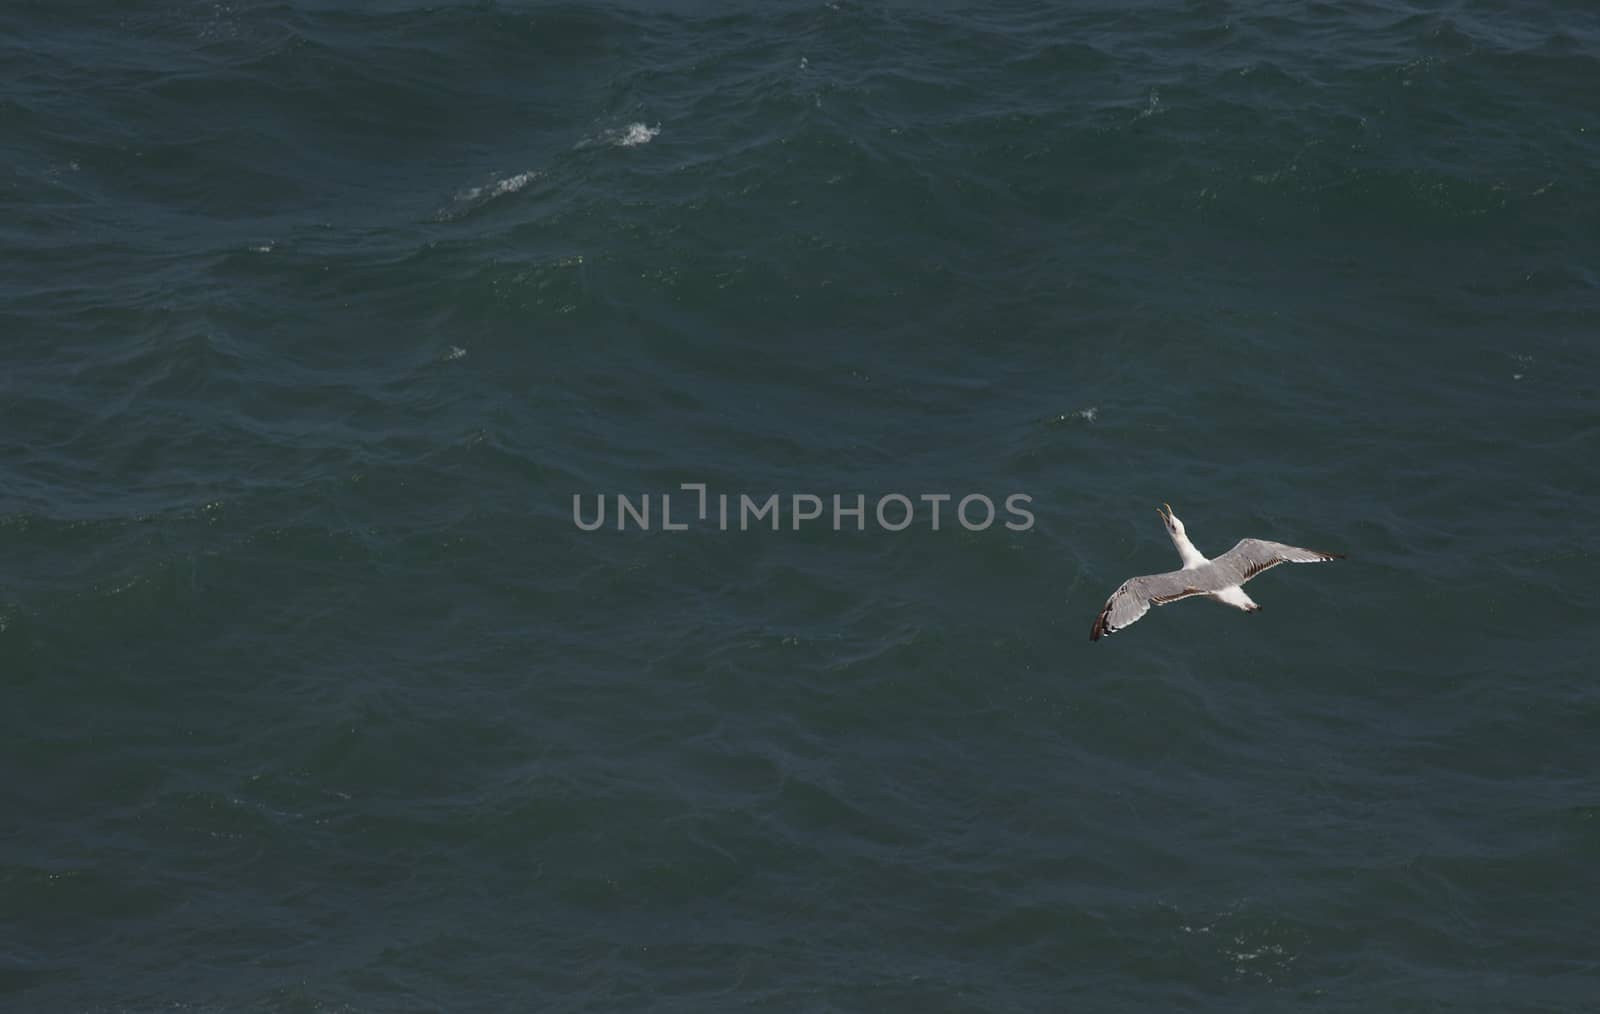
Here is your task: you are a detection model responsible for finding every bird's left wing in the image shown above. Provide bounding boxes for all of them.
[1090,571,1209,641]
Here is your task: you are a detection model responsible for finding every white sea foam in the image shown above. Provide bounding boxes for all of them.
[456,170,539,204]
[443,346,467,362]
[615,122,660,147]
[436,170,541,221]
[579,122,661,150]
[1049,406,1099,425]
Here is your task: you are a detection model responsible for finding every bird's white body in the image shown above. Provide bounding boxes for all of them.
[1089,504,1340,641]
[1208,584,1259,612]
[1168,526,1259,612]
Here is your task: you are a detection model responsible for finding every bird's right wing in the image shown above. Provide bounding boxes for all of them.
[1090,571,1209,641]
[1212,538,1344,585]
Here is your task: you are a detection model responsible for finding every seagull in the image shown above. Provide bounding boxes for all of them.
[1090,504,1343,641]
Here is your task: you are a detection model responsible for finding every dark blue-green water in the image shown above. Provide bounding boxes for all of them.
[5,1,1600,1010]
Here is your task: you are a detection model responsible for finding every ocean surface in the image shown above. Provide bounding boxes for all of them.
[4,1,1599,1010]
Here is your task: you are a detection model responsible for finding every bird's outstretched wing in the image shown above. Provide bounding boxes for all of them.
[1210,538,1343,586]
[1090,571,1209,641]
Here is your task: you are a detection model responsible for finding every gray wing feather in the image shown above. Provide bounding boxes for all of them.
[1210,538,1343,586]
[1090,570,1209,641]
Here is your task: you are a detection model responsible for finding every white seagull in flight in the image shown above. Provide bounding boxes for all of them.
[1090,504,1344,641]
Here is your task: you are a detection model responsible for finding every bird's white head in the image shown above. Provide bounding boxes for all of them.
[1157,502,1185,539]
[1157,502,1206,567]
